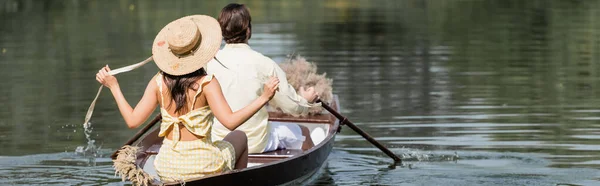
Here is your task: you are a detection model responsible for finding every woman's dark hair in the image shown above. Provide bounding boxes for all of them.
[218,3,252,44]
[162,68,207,114]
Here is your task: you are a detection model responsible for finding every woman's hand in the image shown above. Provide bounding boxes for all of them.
[261,76,280,100]
[96,65,119,89]
[300,86,318,103]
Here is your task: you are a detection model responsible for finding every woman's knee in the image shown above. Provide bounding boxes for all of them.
[225,130,247,149]
[231,130,247,143]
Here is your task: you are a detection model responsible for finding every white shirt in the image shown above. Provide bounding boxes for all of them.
[206,43,311,153]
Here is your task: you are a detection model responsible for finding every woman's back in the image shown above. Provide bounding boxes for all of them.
[154,72,238,182]
[155,73,214,141]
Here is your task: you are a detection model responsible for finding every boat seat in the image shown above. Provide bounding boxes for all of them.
[140,141,306,158]
[248,149,304,158]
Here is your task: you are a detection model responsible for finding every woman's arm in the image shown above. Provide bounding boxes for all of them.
[96,66,158,128]
[205,76,279,130]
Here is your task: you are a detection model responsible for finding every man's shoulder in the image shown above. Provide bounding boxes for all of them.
[219,48,277,66]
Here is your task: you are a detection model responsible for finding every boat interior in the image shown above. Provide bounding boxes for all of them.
[137,119,333,179]
[106,94,340,186]
[133,99,339,180]
[246,121,330,166]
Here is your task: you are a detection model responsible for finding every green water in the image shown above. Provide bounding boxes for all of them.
[1,0,600,185]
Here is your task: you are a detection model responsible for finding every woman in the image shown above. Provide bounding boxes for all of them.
[96,15,279,182]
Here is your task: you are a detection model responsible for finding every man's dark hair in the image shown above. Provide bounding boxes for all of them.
[218,3,252,44]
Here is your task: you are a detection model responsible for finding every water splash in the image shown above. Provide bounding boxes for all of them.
[398,148,459,162]
[396,148,460,169]
[75,122,100,166]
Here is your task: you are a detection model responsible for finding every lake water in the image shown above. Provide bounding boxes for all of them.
[1,0,600,185]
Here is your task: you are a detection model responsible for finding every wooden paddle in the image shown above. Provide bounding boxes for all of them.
[110,114,162,159]
[317,99,402,164]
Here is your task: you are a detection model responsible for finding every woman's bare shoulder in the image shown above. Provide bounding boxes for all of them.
[147,74,160,89]
[203,75,220,92]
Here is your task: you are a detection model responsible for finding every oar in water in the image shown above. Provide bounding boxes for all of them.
[110,114,162,159]
[316,99,402,164]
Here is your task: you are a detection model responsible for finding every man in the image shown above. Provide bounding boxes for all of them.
[207,3,319,154]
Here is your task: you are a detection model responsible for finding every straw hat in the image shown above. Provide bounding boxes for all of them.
[152,15,222,75]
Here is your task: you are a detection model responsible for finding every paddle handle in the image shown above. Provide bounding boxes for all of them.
[110,114,162,159]
[317,99,402,163]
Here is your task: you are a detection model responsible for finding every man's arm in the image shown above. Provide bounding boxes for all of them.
[266,60,313,116]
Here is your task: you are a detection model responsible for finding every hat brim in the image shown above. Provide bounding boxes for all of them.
[152,15,222,76]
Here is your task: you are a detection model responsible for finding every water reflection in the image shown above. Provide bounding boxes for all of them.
[1,0,600,185]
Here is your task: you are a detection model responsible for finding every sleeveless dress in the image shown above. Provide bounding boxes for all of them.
[153,73,236,182]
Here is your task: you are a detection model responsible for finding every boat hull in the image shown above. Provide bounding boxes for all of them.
[179,133,335,185]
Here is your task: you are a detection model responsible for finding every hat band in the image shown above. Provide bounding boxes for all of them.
[171,34,202,58]
[168,24,202,55]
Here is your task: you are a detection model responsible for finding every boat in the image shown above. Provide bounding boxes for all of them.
[111,96,341,185]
